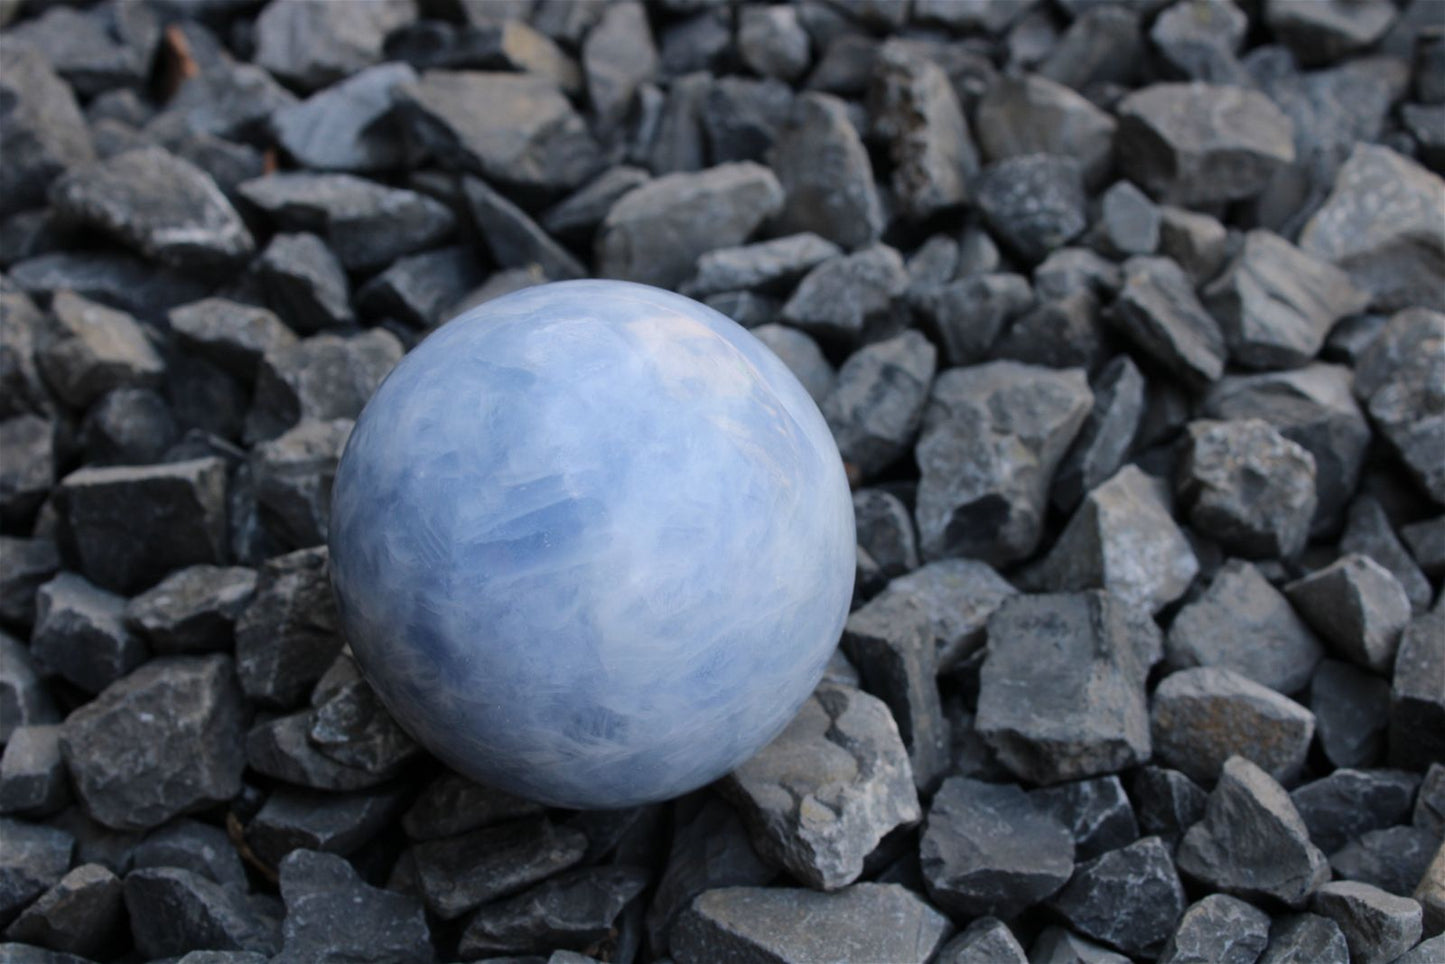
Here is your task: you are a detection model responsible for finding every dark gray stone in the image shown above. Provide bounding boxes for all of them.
[238,173,455,272]
[1030,926,1132,964]
[462,177,583,282]
[683,234,839,299]
[234,546,340,708]
[246,785,404,870]
[1299,146,1444,312]
[910,273,1033,367]
[852,490,918,586]
[1030,776,1140,862]
[915,361,1092,565]
[868,40,977,220]
[245,328,403,443]
[645,797,773,957]
[78,387,177,466]
[124,565,257,656]
[60,458,228,595]
[410,816,589,920]
[973,155,1087,263]
[271,63,417,173]
[1150,0,1250,83]
[1051,356,1144,515]
[1311,881,1422,964]
[1291,768,1420,855]
[1131,766,1208,850]
[37,291,164,410]
[0,416,53,527]
[1039,5,1145,91]
[60,655,245,832]
[702,291,778,329]
[978,591,1159,785]
[582,0,656,127]
[1049,837,1186,957]
[0,818,73,929]
[870,559,1017,673]
[921,776,1074,919]
[0,727,68,817]
[595,162,783,290]
[9,251,208,320]
[698,76,794,166]
[123,867,279,959]
[131,819,247,893]
[272,850,429,963]
[737,5,809,81]
[0,46,95,219]
[1111,255,1227,388]
[540,167,650,242]
[1415,764,1445,837]
[1286,554,1411,675]
[1179,419,1317,560]
[29,573,142,695]
[769,92,885,250]
[974,74,1115,187]
[824,331,936,481]
[1167,560,1325,694]
[459,865,649,957]
[720,684,920,891]
[1159,205,1230,283]
[1178,756,1329,906]
[0,290,52,420]
[1331,826,1439,897]
[1352,308,1445,501]
[842,594,949,792]
[307,677,418,776]
[1401,516,1445,581]
[1035,247,1123,301]
[255,233,353,333]
[245,707,401,793]
[401,772,542,842]
[1258,913,1350,964]
[250,418,351,551]
[936,917,1026,964]
[357,246,484,329]
[1201,364,1371,537]
[1341,496,1433,614]
[781,245,908,346]
[658,9,730,79]
[49,148,252,269]
[1116,83,1295,205]
[1026,465,1199,615]
[384,19,579,92]
[252,0,410,92]
[1159,893,1271,964]
[1098,181,1161,257]
[1152,667,1315,785]
[1265,0,1396,66]
[0,634,57,745]
[993,290,1106,372]
[2,863,123,959]
[0,538,59,632]
[751,325,835,405]
[1389,606,1445,769]
[396,71,600,192]
[1419,843,1445,937]
[1202,229,1367,370]
[1393,933,1445,964]
[672,883,952,964]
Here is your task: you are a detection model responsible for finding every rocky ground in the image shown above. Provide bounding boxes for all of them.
[1,0,1444,961]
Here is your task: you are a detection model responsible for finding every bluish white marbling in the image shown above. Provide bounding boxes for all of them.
[329,280,855,808]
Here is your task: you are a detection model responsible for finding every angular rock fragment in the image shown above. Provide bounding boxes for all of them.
[246,786,404,868]
[1049,837,1187,957]
[541,167,649,242]
[1158,205,1229,282]
[1389,606,1445,769]
[0,46,95,219]
[0,726,68,817]
[272,849,430,964]
[596,162,782,290]
[246,328,403,443]
[910,273,1033,367]
[780,245,907,346]
[238,173,455,272]
[123,867,279,959]
[60,458,228,594]
[1417,843,1445,935]
[1311,881,1422,964]
[307,677,418,776]
[915,362,1091,565]
[397,70,600,192]
[1286,555,1411,675]
[974,74,1115,187]
[1178,419,1317,560]
[1258,913,1350,964]
[1299,145,1445,312]
[245,708,401,793]
[1331,826,1439,897]
[582,0,657,126]
[1352,308,1445,501]
[49,148,253,269]
[1111,256,1227,387]
[401,772,542,841]
[37,291,163,411]
[2,862,123,959]
[1030,776,1140,862]
[769,92,885,250]
[672,883,952,964]
[1152,668,1315,786]
[972,155,1088,262]
[1167,560,1324,694]
[1265,0,1396,66]
[1031,926,1132,964]
[936,916,1026,964]
[77,387,175,467]
[409,816,588,920]
[251,419,351,551]
[30,573,144,695]
[978,592,1159,784]
[252,0,409,91]
[737,5,809,82]
[60,655,245,832]
[124,566,257,656]
[1039,4,1144,91]
[823,331,935,480]
[10,251,207,319]
[270,63,417,173]
[1026,465,1199,615]
[1312,657,1392,767]
[921,776,1074,919]
[1035,248,1123,301]
[1341,496,1432,614]
[1116,83,1295,205]
[357,246,484,329]
[868,41,977,219]
[720,684,919,891]
[1290,768,1419,856]
[872,559,1017,673]
[751,325,834,405]
[1131,766,1208,851]
[1097,180,1161,257]
[1158,893,1270,964]
[0,415,52,528]
[463,177,585,282]
[166,300,296,382]
[0,633,57,745]
[684,234,839,299]
[0,538,59,632]
[1177,756,1329,907]
[255,233,353,333]
[459,865,649,957]
[130,819,247,893]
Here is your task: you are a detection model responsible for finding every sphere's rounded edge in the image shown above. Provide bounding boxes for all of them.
[327,279,857,810]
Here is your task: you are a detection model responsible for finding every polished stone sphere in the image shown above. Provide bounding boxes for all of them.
[329,280,855,809]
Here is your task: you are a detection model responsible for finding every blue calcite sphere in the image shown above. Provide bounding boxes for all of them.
[329,280,855,809]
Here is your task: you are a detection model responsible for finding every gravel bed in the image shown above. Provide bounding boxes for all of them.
[0,0,1443,961]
